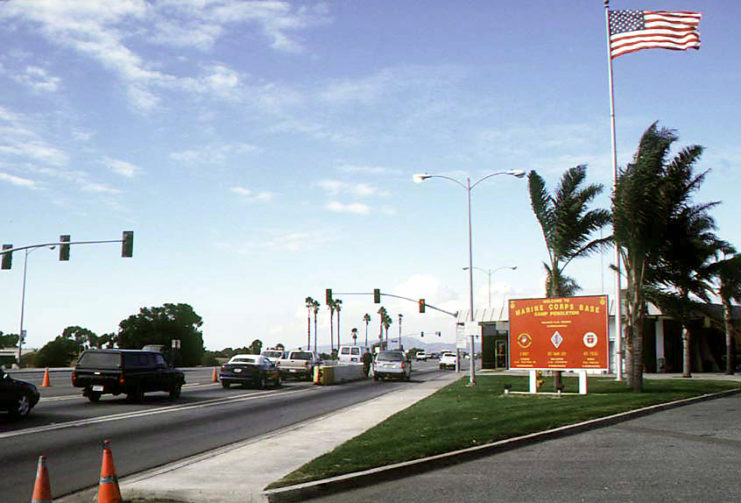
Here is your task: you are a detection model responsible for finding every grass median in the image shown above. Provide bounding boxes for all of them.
[269,374,739,489]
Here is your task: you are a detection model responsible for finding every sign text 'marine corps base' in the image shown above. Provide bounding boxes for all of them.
[508,295,609,371]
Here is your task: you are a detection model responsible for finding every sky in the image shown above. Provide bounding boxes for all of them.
[1,0,739,353]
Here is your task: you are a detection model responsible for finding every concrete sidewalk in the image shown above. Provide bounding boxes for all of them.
[58,371,461,503]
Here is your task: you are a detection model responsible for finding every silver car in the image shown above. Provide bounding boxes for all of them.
[372,350,411,381]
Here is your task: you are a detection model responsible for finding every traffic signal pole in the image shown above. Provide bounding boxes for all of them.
[2,232,133,365]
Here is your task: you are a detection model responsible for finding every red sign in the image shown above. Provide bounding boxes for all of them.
[508,295,608,370]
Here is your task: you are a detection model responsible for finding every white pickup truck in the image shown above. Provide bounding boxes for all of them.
[276,350,321,380]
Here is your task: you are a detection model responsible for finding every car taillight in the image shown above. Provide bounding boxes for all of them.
[401,362,406,369]
[119,377,125,386]
[305,361,309,367]
[71,372,77,385]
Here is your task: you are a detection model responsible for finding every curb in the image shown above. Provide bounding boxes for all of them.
[263,387,741,502]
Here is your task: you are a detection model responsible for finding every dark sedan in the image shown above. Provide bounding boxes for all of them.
[0,368,40,418]
[220,355,281,389]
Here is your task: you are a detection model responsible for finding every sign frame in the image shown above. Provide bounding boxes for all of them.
[508,295,609,371]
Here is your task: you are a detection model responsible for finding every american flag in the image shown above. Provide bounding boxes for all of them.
[609,10,702,59]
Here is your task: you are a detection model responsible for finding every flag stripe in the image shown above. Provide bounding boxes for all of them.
[609,10,701,59]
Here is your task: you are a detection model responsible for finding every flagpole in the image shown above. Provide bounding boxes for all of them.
[604,0,623,381]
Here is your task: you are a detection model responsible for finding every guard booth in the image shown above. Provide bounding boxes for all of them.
[481,321,509,370]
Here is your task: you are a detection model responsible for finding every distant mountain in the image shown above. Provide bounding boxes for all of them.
[309,336,456,354]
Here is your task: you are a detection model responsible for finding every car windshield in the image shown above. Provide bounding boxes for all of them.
[377,351,404,361]
[77,352,121,369]
[231,357,257,364]
[291,352,313,360]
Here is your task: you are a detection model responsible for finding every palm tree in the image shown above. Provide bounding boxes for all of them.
[528,165,611,297]
[363,313,371,346]
[334,299,343,349]
[305,297,315,349]
[351,328,358,345]
[382,313,392,347]
[377,306,387,349]
[528,165,610,389]
[649,202,722,378]
[613,122,710,390]
[707,244,741,375]
[329,300,336,355]
[312,300,320,353]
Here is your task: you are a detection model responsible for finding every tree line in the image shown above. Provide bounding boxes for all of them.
[4,303,206,368]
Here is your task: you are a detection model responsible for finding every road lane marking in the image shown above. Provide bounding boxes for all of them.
[0,387,313,440]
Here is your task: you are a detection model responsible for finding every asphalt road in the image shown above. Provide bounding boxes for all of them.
[308,392,741,503]
[1,363,448,503]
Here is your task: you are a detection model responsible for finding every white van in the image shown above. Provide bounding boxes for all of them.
[337,345,368,364]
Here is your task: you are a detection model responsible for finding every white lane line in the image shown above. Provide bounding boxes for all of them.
[1,387,312,440]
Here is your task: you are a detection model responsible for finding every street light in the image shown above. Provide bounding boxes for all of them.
[17,246,55,364]
[462,265,517,308]
[398,313,403,350]
[413,169,525,386]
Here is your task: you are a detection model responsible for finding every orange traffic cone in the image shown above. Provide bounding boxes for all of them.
[212,367,218,383]
[97,440,121,503]
[31,455,52,503]
[41,368,50,387]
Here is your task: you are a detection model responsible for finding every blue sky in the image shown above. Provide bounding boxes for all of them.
[1,0,739,352]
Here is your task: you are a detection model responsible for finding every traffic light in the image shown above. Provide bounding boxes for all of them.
[59,235,70,261]
[1,244,12,270]
[373,288,381,303]
[122,231,134,258]
[325,288,333,304]
[420,331,424,338]
[419,298,426,313]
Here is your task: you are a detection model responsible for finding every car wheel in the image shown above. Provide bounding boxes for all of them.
[9,393,32,417]
[169,384,182,400]
[259,376,267,389]
[274,375,282,388]
[221,381,230,389]
[87,391,102,403]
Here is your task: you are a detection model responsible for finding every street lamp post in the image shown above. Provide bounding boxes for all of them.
[17,246,55,364]
[398,313,403,350]
[413,169,525,386]
[463,265,517,308]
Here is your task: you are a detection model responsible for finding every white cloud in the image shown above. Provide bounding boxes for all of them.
[0,141,68,167]
[13,65,61,93]
[242,231,334,252]
[170,143,258,165]
[0,0,328,111]
[317,179,382,198]
[325,201,370,215]
[336,164,397,176]
[0,172,37,188]
[104,157,140,178]
[319,65,464,105]
[230,186,274,203]
[80,180,121,194]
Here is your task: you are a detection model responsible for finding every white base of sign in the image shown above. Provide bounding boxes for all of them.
[529,370,537,394]
[579,370,588,395]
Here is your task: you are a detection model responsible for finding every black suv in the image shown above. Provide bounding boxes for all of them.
[72,349,185,403]
[0,368,40,418]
